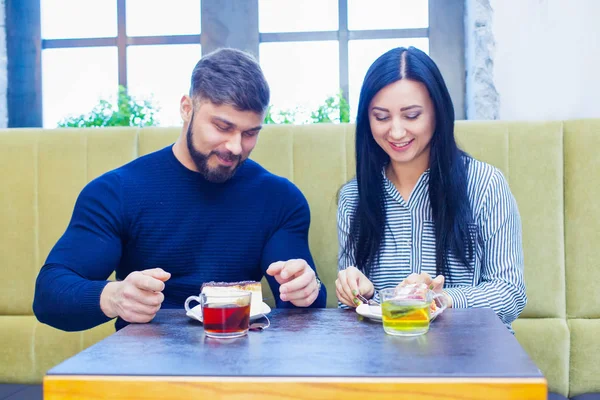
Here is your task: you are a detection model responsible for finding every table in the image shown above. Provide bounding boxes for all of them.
[44,308,547,399]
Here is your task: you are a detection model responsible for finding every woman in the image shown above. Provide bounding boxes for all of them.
[336,47,526,330]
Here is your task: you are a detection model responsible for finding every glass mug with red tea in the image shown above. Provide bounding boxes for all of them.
[185,290,252,338]
[379,284,448,336]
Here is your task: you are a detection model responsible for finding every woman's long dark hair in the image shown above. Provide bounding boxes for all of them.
[344,46,474,280]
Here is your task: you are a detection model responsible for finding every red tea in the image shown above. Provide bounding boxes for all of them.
[203,303,250,334]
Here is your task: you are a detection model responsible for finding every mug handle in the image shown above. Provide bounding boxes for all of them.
[184,295,202,313]
[430,292,449,320]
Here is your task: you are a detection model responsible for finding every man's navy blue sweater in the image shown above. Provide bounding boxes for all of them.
[33,145,326,331]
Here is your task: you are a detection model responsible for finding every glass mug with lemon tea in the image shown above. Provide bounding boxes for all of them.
[185,290,252,338]
[378,284,448,336]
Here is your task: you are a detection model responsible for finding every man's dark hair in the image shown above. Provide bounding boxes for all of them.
[189,48,270,114]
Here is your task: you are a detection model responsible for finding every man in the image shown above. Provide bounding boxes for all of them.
[33,48,326,332]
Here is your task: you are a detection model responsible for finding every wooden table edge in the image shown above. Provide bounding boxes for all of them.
[44,375,548,400]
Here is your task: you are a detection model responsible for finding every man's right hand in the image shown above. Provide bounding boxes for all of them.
[100,268,171,323]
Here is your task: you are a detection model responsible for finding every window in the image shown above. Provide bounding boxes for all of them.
[42,47,118,128]
[41,0,117,39]
[127,44,201,127]
[259,0,338,33]
[10,0,464,127]
[126,0,201,36]
[347,0,428,30]
[39,0,201,127]
[258,0,432,121]
[260,41,339,123]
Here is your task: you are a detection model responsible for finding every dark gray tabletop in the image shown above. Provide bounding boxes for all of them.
[48,308,543,379]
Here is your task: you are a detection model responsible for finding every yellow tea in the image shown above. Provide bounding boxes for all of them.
[381,299,431,336]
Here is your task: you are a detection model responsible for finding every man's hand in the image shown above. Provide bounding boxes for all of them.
[100,268,171,323]
[266,259,320,307]
[335,266,374,307]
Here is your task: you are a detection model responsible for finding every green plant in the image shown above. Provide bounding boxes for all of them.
[263,105,298,125]
[57,85,160,128]
[263,90,351,125]
[310,90,350,124]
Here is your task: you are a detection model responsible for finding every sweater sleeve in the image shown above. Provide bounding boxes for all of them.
[260,181,327,308]
[444,169,527,328]
[33,172,124,331]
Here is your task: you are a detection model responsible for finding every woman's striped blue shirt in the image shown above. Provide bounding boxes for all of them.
[337,158,527,331]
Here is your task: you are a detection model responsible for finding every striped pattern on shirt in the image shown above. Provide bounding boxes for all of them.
[337,158,527,330]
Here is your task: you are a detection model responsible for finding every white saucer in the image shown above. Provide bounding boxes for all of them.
[356,303,382,321]
[355,303,442,322]
[186,302,272,323]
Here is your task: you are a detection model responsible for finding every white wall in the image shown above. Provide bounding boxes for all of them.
[491,0,600,121]
[0,0,7,128]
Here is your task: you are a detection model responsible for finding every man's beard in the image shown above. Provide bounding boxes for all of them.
[186,119,243,183]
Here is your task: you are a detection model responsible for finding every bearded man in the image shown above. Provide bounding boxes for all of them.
[33,48,326,332]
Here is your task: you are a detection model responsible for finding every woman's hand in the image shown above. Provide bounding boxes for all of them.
[398,272,452,307]
[335,266,374,307]
[399,272,443,291]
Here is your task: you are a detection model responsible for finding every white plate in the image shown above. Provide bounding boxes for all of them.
[356,303,382,321]
[186,302,272,323]
[355,303,443,322]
